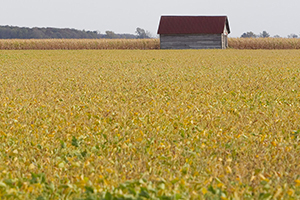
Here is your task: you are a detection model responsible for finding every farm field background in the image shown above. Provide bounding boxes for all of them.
[0,49,300,199]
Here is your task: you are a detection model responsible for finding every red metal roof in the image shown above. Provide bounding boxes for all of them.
[157,16,230,35]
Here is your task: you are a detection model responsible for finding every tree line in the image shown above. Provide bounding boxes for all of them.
[0,26,152,39]
[241,31,299,38]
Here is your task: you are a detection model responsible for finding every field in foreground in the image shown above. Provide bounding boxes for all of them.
[1,38,300,50]
[0,50,300,199]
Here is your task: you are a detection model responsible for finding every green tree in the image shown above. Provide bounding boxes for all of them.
[241,31,256,38]
[287,34,298,38]
[105,31,119,39]
[136,27,150,39]
[259,31,270,38]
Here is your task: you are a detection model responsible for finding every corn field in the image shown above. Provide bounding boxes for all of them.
[1,38,300,50]
[228,38,300,49]
[0,39,159,50]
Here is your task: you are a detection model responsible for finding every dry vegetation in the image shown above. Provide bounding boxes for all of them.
[1,38,300,50]
[0,39,159,50]
[0,49,300,199]
[228,38,300,49]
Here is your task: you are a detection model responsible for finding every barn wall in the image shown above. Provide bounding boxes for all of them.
[221,33,228,49]
[160,34,222,49]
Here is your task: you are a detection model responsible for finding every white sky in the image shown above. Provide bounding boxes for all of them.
[0,0,299,37]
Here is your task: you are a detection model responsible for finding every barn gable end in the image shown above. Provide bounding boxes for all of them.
[157,16,230,49]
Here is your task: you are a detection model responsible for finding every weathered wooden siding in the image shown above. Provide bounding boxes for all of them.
[160,34,223,49]
[221,34,228,49]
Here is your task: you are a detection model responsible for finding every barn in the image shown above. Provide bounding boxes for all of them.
[157,16,230,49]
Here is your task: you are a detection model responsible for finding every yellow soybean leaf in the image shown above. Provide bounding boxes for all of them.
[287,189,294,196]
[106,168,114,173]
[29,163,35,170]
[0,131,6,136]
[271,141,277,147]
[201,188,208,195]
